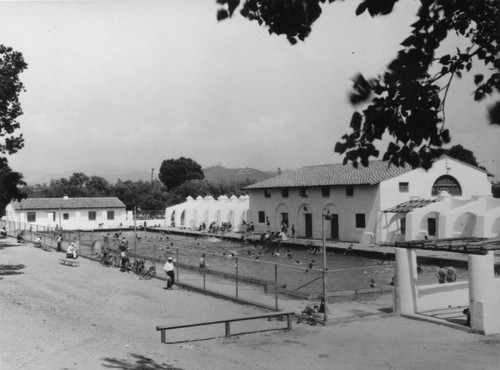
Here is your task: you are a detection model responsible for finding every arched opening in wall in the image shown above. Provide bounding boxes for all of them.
[180,210,186,227]
[297,204,313,238]
[170,210,176,227]
[431,175,462,196]
[323,204,339,240]
[213,209,221,225]
[275,204,290,233]
[452,212,477,238]
[418,212,440,240]
[385,213,406,243]
[226,210,235,230]
[491,216,500,238]
[202,209,209,226]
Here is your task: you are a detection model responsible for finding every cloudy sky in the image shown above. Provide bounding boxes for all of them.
[1,0,499,180]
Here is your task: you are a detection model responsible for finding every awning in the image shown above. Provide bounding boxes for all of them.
[382,198,437,213]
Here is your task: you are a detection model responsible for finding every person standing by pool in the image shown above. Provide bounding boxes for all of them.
[291,225,295,239]
[56,234,63,252]
[164,257,175,289]
[199,253,206,268]
[436,265,446,284]
[446,266,457,283]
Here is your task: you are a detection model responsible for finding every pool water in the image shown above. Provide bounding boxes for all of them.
[88,230,467,294]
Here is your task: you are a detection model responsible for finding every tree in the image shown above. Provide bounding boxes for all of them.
[158,157,204,190]
[0,158,25,215]
[217,0,499,169]
[444,144,480,168]
[0,44,28,212]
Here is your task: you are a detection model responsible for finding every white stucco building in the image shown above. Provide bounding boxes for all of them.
[245,156,497,243]
[166,195,249,232]
[4,196,127,230]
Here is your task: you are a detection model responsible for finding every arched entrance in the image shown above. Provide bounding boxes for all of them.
[453,212,477,238]
[419,211,440,239]
[170,210,176,227]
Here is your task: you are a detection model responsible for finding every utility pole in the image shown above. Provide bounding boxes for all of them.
[151,168,154,184]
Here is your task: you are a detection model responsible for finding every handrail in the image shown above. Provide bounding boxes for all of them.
[156,311,294,343]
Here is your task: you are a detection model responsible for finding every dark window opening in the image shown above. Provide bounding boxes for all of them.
[355,213,365,228]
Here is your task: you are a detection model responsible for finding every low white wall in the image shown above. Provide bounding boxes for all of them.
[416,281,469,312]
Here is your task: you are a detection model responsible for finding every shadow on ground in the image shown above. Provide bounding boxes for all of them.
[0,264,25,276]
[101,354,184,370]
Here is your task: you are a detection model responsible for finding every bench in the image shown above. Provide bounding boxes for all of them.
[59,259,79,267]
[156,311,294,343]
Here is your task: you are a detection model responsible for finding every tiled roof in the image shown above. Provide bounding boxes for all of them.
[245,160,413,189]
[382,198,438,213]
[11,197,126,210]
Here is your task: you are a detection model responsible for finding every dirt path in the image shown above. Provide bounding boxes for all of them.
[1,238,499,369]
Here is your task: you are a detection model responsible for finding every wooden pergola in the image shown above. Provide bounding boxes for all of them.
[395,237,500,255]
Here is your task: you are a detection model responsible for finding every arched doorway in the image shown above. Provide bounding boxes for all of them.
[170,210,176,227]
[180,210,186,227]
[419,211,440,239]
[453,212,477,238]
[432,175,462,196]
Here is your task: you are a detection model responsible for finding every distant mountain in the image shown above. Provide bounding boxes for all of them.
[22,163,151,185]
[21,163,280,186]
[203,165,277,185]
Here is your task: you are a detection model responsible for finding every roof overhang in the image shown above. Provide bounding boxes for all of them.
[382,198,438,213]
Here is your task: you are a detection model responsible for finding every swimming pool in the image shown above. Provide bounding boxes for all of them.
[87,230,467,296]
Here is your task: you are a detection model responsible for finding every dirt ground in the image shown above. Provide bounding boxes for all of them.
[1,237,499,370]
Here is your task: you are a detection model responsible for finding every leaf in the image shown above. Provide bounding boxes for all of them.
[355,2,368,16]
[350,112,362,130]
[474,74,484,85]
[217,9,229,21]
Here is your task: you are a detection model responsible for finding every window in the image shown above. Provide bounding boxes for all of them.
[264,189,271,198]
[321,186,330,197]
[88,211,96,221]
[399,182,409,193]
[346,185,354,197]
[258,211,265,223]
[63,213,69,220]
[27,212,36,222]
[107,211,115,220]
[281,188,289,198]
[432,175,462,196]
[355,213,366,228]
[299,187,309,197]
[427,218,436,236]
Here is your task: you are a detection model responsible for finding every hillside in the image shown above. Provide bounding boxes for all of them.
[203,165,276,185]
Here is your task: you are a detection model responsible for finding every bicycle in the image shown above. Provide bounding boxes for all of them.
[140,266,156,280]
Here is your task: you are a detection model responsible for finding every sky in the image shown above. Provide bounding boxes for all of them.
[1,0,499,181]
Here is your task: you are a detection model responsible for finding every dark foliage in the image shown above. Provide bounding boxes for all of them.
[217,0,499,169]
[158,157,204,190]
[0,44,28,214]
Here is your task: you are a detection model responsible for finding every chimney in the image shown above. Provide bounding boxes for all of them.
[277,167,282,175]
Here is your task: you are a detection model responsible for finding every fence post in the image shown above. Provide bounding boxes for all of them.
[235,257,239,298]
[176,248,179,282]
[275,263,278,310]
[203,257,206,290]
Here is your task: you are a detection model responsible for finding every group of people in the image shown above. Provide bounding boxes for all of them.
[436,265,457,283]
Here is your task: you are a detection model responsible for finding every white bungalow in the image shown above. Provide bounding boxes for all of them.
[4,196,127,230]
[165,195,249,232]
[245,156,496,243]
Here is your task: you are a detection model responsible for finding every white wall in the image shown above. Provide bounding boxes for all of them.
[7,207,127,230]
[248,184,380,242]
